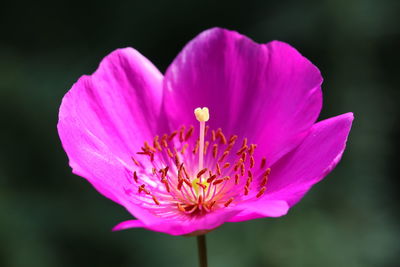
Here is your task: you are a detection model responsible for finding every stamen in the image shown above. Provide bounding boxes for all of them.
[183,178,192,187]
[217,131,227,145]
[196,182,207,190]
[193,139,199,154]
[182,165,190,180]
[260,157,267,169]
[242,138,248,147]
[181,143,188,154]
[248,170,253,181]
[248,144,257,156]
[177,180,184,190]
[224,197,234,207]
[153,136,162,151]
[213,178,225,185]
[224,143,234,153]
[229,135,238,144]
[161,139,168,148]
[240,164,245,176]
[133,171,138,183]
[244,185,250,195]
[177,203,186,212]
[207,174,217,183]
[152,195,160,205]
[212,144,218,158]
[168,131,177,141]
[256,187,267,198]
[136,151,151,156]
[260,176,268,187]
[177,163,184,179]
[179,126,186,142]
[234,159,243,171]
[223,162,231,169]
[211,130,216,142]
[246,176,252,187]
[174,154,180,167]
[235,174,240,185]
[166,148,174,158]
[131,157,141,167]
[204,141,210,155]
[260,168,271,187]
[216,163,222,175]
[144,141,156,152]
[218,151,229,162]
[185,125,194,141]
[197,168,208,178]
[138,184,150,194]
[161,134,168,147]
[160,168,166,179]
[250,156,255,168]
[241,152,247,162]
[164,166,169,176]
[237,145,248,155]
[162,180,170,192]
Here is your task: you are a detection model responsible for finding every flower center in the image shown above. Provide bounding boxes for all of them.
[129,107,271,218]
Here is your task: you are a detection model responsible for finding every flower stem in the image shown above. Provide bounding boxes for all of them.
[197,235,208,267]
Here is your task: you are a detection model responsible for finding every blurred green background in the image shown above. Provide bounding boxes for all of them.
[1,0,399,266]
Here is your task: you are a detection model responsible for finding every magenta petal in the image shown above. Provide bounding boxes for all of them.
[114,209,240,236]
[163,27,322,165]
[227,200,289,223]
[267,113,354,206]
[147,209,240,236]
[113,220,145,231]
[57,48,163,204]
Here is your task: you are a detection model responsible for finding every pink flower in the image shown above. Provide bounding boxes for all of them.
[58,28,353,236]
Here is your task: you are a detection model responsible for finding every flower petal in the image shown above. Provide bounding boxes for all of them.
[112,220,146,231]
[113,208,241,236]
[163,27,322,165]
[266,113,354,206]
[57,48,164,204]
[227,199,289,223]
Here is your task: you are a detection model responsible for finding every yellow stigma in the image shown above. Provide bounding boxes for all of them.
[194,107,210,122]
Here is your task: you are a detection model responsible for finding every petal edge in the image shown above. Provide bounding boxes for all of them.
[267,112,354,206]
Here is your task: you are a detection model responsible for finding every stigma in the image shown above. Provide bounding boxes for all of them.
[194,107,210,122]
[128,107,270,218]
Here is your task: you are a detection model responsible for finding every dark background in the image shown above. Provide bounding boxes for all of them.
[1,0,399,266]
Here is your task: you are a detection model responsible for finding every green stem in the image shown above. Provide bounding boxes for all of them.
[197,235,208,267]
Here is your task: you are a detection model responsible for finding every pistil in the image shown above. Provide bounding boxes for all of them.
[194,107,210,180]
